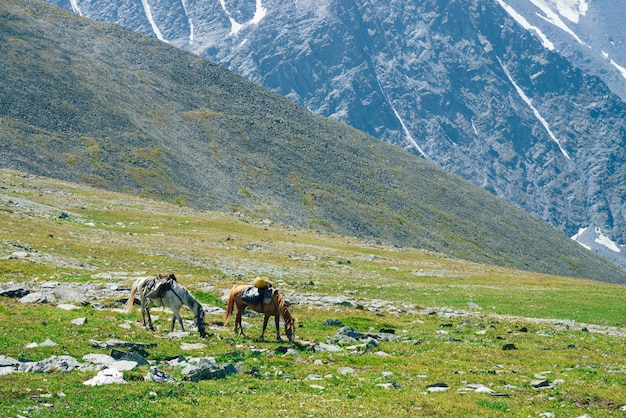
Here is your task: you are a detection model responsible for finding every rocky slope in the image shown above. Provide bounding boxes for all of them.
[1,1,625,282]
[42,0,626,269]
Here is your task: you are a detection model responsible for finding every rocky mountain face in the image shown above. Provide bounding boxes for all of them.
[43,0,626,270]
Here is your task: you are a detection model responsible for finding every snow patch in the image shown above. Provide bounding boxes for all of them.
[495,0,555,50]
[498,58,570,160]
[69,0,82,16]
[181,0,194,44]
[610,60,626,79]
[572,226,622,254]
[220,0,267,36]
[141,0,166,42]
[528,0,589,47]
[374,75,428,159]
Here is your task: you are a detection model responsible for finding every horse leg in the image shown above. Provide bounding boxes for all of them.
[171,306,185,332]
[258,314,270,342]
[235,307,245,337]
[146,306,154,331]
[274,314,282,342]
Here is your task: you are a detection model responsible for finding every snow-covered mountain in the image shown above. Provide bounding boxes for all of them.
[43,0,626,270]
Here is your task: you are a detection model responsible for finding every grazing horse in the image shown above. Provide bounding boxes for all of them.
[224,284,296,343]
[126,276,207,337]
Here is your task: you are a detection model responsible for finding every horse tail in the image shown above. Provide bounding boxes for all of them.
[125,279,139,312]
[223,286,236,325]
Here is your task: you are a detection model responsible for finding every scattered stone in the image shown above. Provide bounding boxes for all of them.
[338,367,355,375]
[313,342,343,353]
[324,319,344,327]
[460,383,495,394]
[83,368,127,386]
[110,349,149,366]
[183,363,237,381]
[531,379,553,389]
[18,356,81,373]
[71,317,87,326]
[309,384,325,390]
[181,343,206,350]
[502,343,517,350]
[427,382,450,392]
[145,366,176,383]
[467,302,480,309]
[26,338,58,349]
[0,355,20,367]
[20,292,56,304]
[58,304,81,311]
[83,354,116,368]
[89,339,156,350]
[0,286,30,298]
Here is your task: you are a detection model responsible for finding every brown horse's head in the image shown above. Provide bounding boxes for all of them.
[285,317,296,343]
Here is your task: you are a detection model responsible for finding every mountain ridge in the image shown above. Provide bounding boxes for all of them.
[41,0,626,270]
[1,0,625,283]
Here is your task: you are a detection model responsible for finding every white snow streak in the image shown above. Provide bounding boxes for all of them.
[220,0,267,36]
[251,0,267,25]
[69,0,83,16]
[498,58,570,160]
[375,76,428,159]
[549,0,588,24]
[141,0,166,42]
[610,59,626,79]
[180,0,194,44]
[528,0,589,47]
[495,0,555,50]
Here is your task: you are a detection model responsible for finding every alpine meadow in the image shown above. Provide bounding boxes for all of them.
[1,1,626,417]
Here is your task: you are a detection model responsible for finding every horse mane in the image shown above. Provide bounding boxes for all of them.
[174,282,203,315]
[273,290,294,323]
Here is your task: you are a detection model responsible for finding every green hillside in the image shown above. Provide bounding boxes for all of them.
[0,0,624,282]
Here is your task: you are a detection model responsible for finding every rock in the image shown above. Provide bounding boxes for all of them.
[20,292,56,304]
[26,338,58,348]
[313,342,343,353]
[531,379,553,389]
[183,363,237,381]
[19,355,81,373]
[338,367,355,375]
[336,326,366,339]
[89,339,156,350]
[324,319,344,327]
[145,366,176,383]
[502,343,517,350]
[82,354,116,368]
[109,360,137,371]
[426,382,450,392]
[0,286,30,298]
[71,317,87,325]
[110,349,149,366]
[181,343,206,350]
[83,368,127,386]
[0,355,20,367]
[58,304,81,311]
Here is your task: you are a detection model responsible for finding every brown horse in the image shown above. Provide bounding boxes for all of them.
[224,284,296,342]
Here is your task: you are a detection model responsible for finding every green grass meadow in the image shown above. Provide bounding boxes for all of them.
[1,170,626,417]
